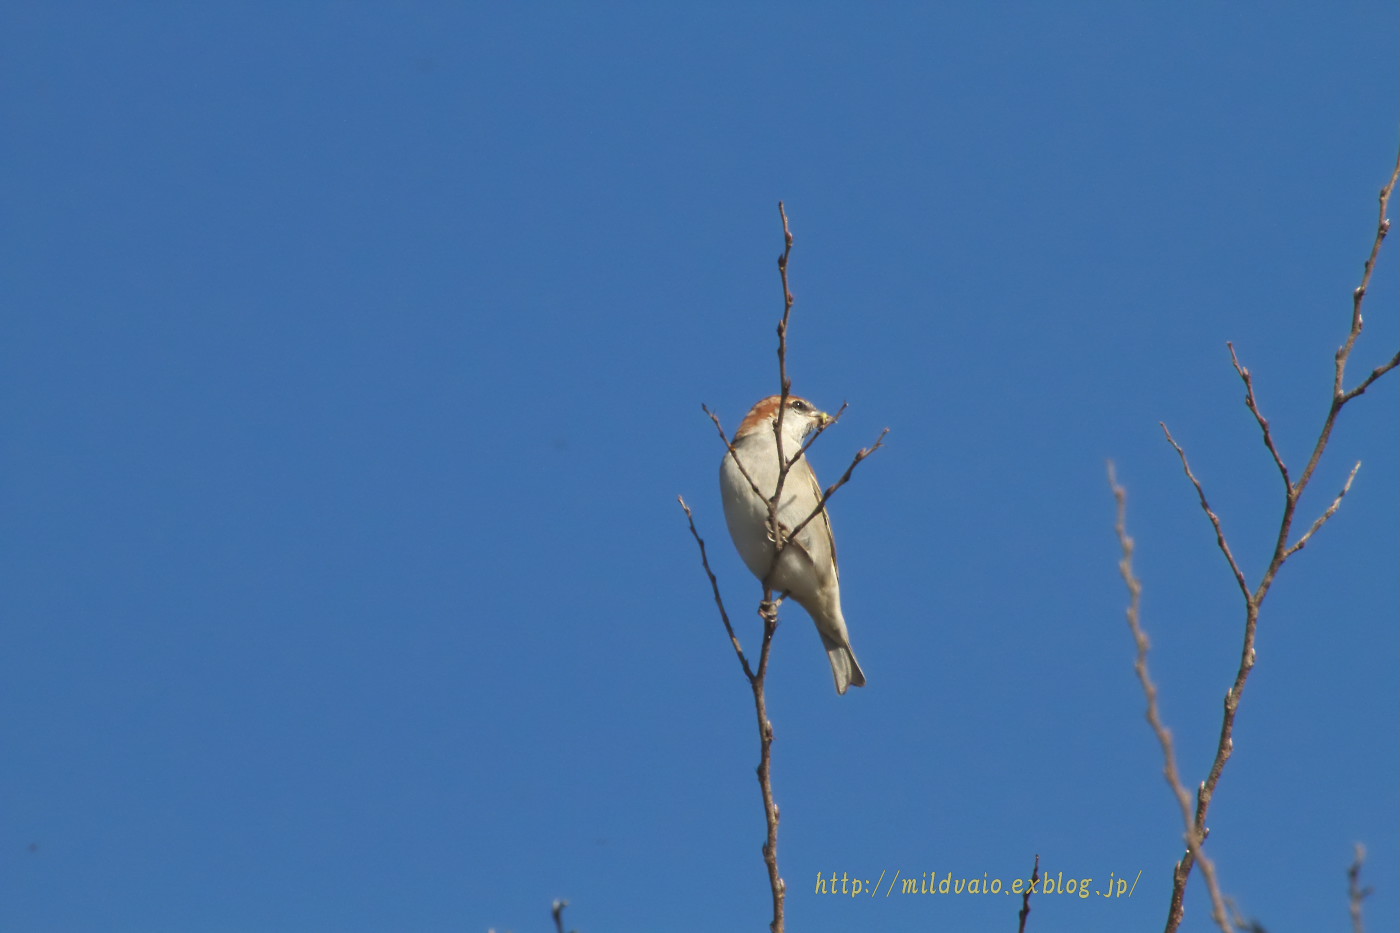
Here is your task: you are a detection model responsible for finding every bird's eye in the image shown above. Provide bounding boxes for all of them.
[791,400,808,412]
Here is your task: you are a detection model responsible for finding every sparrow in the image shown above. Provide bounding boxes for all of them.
[719,394,866,694]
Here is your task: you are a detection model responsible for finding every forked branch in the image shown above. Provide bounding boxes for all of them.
[1135,151,1400,933]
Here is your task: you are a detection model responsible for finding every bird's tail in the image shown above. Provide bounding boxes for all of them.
[822,635,867,695]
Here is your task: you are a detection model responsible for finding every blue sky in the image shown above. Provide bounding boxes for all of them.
[3,4,1396,932]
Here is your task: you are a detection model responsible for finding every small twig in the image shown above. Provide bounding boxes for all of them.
[1337,151,1400,395]
[1159,424,1250,602]
[1223,897,1267,933]
[786,428,890,545]
[1340,350,1400,403]
[1347,844,1371,933]
[1016,853,1040,933]
[1292,152,1400,505]
[551,899,569,933]
[1283,462,1360,559]
[769,202,797,577]
[765,402,848,576]
[678,496,754,681]
[776,201,796,396]
[704,404,768,509]
[1228,343,1291,490]
[1108,464,1231,933]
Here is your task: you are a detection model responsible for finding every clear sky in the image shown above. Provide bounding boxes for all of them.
[3,4,1396,932]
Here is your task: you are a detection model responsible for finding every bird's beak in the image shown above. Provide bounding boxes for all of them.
[815,410,832,427]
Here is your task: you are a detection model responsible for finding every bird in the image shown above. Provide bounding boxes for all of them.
[719,394,866,694]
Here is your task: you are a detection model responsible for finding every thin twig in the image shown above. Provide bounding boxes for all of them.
[1291,152,1400,508]
[1283,462,1360,559]
[786,428,890,545]
[769,202,797,586]
[752,601,783,933]
[1108,464,1231,933]
[1340,350,1400,403]
[1337,151,1400,395]
[678,496,754,681]
[704,404,768,510]
[1016,853,1040,933]
[1158,424,1250,601]
[1347,843,1371,933]
[1228,343,1291,490]
[551,899,568,933]
[1223,897,1267,933]
[677,495,783,932]
[765,402,848,580]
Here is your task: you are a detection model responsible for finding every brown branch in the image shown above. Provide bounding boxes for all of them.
[747,201,801,933]
[678,496,754,682]
[1347,843,1371,933]
[1337,151,1400,396]
[677,492,782,931]
[1145,150,1400,933]
[704,404,768,510]
[1223,898,1266,933]
[786,427,890,546]
[766,403,847,565]
[1016,853,1040,933]
[1229,343,1291,490]
[769,202,796,572]
[776,201,795,398]
[1159,424,1251,602]
[752,601,783,933]
[1291,151,1400,508]
[1283,461,1360,559]
[1108,464,1231,933]
[1340,350,1400,403]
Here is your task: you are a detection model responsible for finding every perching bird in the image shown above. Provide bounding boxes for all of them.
[719,394,866,694]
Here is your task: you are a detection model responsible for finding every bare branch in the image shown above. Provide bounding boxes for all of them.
[1141,150,1400,932]
[1336,151,1400,396]
[752,601,783,933]
[776,201,795,397]
[770,202,796,567]
[1291,152,1400,508]
[676,491,783,931]
[678,496,754,683]
[1340,350,1400,403]
[704,404,768,509]
[1016,853,1040,933]
[1159,423,1251,601]
[1283,461,1361,559]
[1348,843,1372,933]
[786,428,889,546]
[1228,343,1291,489]
[1108,464,1231,933]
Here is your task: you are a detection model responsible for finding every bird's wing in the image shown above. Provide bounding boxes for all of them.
[798,464,837,582]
